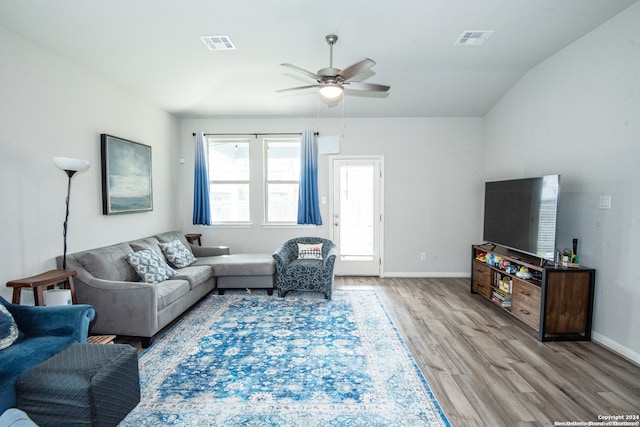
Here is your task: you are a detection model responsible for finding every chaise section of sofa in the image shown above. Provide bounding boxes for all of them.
[156,232,276,295]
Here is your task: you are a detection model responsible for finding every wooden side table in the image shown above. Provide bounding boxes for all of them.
[6,269,78,306]
[87,335,116,345]
[185,233,202,246]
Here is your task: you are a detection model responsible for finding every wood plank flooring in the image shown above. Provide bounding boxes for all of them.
[336,276,640,427]
[119,276,640,426]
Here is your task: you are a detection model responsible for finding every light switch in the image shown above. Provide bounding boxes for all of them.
[321,196,327,205]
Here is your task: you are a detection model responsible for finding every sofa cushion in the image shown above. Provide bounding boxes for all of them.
[155,231,193,254]
[0,305,20,350]
[197,254,275,277]
[156,281,190,310]
[76,243,138,282]
[171,265,213,290]
[125,249,176,284]
[159,240,197,268]
[129,237,165,259]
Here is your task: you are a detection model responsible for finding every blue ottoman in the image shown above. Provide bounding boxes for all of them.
[16,343,139,427]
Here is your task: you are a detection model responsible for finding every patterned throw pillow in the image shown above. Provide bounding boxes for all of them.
[297,243,323,260]
[125,249,176,283]
[159,239,197,269]
[0,304,20,350]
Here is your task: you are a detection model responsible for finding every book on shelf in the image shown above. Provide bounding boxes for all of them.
[491,290,512,308]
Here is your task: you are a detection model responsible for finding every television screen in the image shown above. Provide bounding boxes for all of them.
[483,175,560,260]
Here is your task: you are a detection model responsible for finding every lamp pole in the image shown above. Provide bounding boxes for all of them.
[53,157,89,271]
[61,169,77,270]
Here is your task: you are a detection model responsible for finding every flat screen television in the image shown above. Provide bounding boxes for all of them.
[483,174,560,261]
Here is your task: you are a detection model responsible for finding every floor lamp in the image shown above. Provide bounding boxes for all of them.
[53,157,90,270]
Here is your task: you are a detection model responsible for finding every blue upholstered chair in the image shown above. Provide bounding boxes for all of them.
[272,237,338,299]
[0,296,95,413]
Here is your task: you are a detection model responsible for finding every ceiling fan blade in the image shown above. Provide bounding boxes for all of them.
[276,84,321,93]
[338,58,376,81]
[281,63,319,81]
[344,82,390,92]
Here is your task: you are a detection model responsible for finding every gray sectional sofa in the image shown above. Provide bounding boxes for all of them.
[60,231,275,347]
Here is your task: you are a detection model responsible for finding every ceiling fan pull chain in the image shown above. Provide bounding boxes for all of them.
[342,94,346,136]
[317,91,321,131]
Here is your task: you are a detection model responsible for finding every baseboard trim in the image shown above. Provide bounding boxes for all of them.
[592,332,640,366]
[382,272,470,278]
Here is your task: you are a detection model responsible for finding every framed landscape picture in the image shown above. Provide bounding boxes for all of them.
[101,134,153,215]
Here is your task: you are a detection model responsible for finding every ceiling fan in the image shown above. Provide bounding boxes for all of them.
[277,34,390,99]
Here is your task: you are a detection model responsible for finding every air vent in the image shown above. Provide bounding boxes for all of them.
[200,35,236,50]
[455,31,494,46]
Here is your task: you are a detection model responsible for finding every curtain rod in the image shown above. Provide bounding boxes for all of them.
[192,132,319,137]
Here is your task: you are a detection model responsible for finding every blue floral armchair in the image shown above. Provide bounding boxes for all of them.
[272,237,338,299]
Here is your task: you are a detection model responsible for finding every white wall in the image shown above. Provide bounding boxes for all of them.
[179,117,484,276]
[0,28,181,301]
[484,3,640,363]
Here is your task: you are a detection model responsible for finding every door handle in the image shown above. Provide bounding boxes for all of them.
[334,222,339,227]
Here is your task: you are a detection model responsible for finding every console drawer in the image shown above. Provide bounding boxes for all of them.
[512,279,541,330]
[472,262,492,299]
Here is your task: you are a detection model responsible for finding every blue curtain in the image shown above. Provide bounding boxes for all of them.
[192,132,211,225]
[297,130,322,225]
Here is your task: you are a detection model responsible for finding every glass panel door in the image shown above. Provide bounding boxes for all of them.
[332,157,382,276]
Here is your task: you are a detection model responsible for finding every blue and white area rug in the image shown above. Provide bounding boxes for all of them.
[120,290,451,426]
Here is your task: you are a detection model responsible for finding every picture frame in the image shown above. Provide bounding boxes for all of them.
[101,134,153,215]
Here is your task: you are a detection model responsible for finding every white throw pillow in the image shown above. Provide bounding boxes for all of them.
[297,243,323,260]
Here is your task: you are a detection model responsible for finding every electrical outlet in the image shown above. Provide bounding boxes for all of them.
[599,195,611,210]
[420,252,427,260]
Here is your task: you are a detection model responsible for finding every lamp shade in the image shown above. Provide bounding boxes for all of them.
[53,157,90,173]
[319,84,343,99]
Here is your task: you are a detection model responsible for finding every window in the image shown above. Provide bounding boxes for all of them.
[265,138,300,223]
[208,139,250,223]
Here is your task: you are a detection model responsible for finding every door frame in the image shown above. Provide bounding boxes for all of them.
[329,155,384,277]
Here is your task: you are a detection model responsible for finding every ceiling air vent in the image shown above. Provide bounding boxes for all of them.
[455,31,494,46]
[200,35,236,50]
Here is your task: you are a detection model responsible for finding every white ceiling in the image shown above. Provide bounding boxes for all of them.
[1,0,637,119]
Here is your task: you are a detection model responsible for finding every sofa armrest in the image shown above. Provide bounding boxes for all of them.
[1,298,95,342]
[191,245,230,257]
[66,259,162,334]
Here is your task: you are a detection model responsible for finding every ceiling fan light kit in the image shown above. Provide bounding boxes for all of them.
[318,83,343,99]
[278,34,390,98]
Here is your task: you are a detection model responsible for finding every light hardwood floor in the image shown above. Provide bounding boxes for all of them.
[337,276,640,427]
[119,276,640,426]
